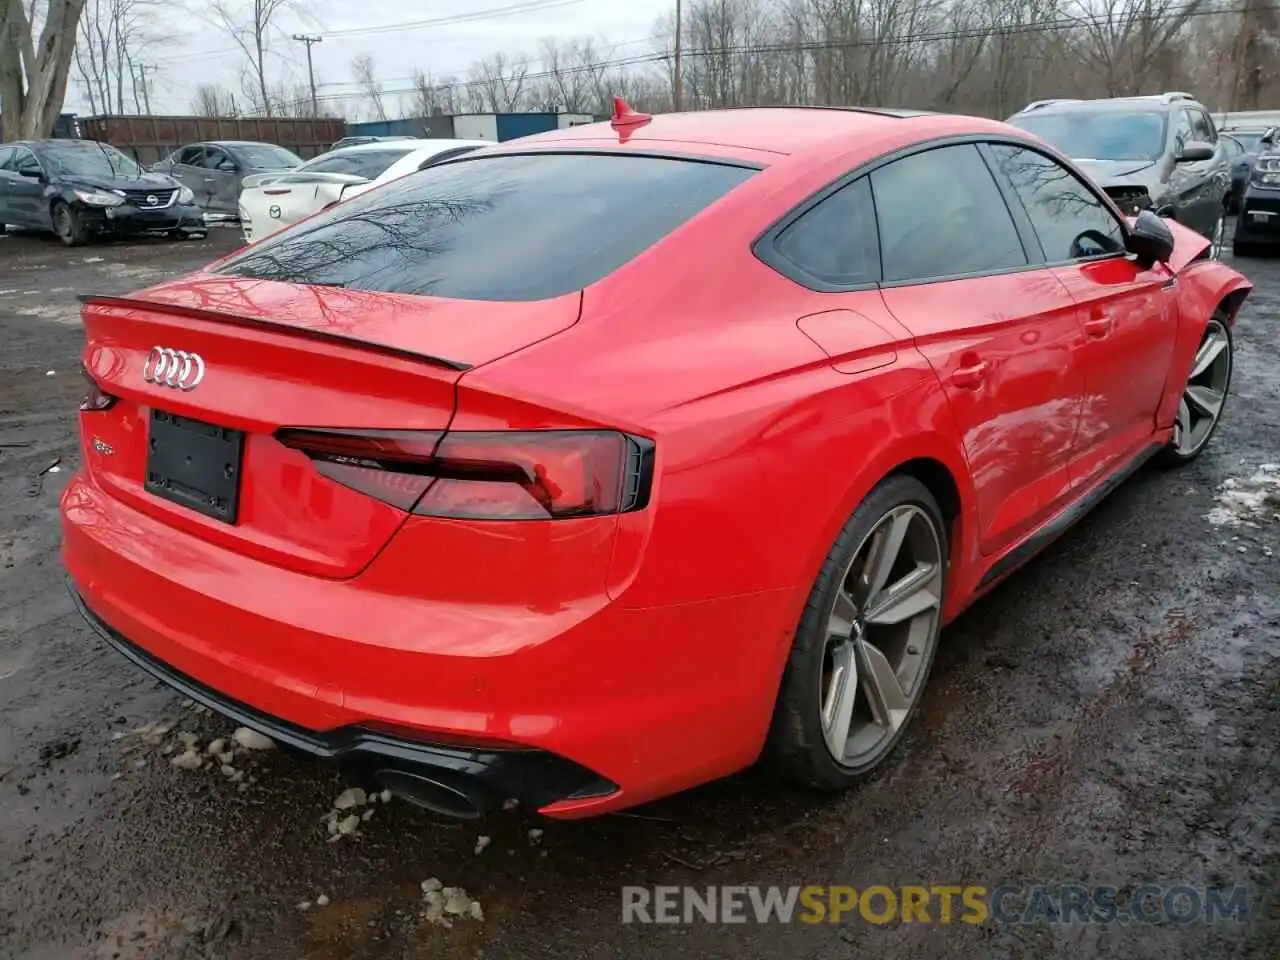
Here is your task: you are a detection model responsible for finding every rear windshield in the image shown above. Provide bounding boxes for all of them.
[214,152,756,301]
[301,149,415,179]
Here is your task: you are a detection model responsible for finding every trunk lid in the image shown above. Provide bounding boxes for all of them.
[78,277,582,579]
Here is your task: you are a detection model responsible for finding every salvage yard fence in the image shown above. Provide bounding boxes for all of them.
[74,115,348,164]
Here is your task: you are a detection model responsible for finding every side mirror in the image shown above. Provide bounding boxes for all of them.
[1126,209,1175,267]
[1176,141,1214,163]
[217,161,238,172]
[18,167,43,180]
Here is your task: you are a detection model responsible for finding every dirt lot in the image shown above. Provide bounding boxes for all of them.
[1,226,1278,960]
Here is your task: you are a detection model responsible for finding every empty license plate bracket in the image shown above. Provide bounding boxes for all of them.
[144,409,244,524]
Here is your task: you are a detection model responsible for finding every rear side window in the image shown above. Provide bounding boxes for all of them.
[773,177,879,285]
[215,153,755,301]
[303,149,414,179]
[871,144,1028,283]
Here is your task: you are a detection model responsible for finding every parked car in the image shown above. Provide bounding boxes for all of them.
[65,104,1249,819]
[329,135,418,151]
[237,138,482,243]
[1007,92,1231,257]
[1230,135,1280,255]
[151,141,302,219]
[0,139,205,246]
[1218,126,1276,213]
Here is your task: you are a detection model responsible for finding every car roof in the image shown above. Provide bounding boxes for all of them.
[1014,96,1193,117]
[475,106,974,163]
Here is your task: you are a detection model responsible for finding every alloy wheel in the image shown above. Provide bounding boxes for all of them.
[819,504,943,768]
[1173,318,1232,457]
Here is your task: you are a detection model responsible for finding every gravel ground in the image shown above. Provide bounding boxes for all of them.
[0,225,1277,960]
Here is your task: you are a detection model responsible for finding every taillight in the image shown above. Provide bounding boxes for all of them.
[275,428,654,520]
[79,364,116,411]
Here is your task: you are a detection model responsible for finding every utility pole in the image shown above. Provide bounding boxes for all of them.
[135,63,155,114]
[673,0,683,112]
[292,34,323,115]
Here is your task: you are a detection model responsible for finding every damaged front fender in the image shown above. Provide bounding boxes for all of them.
[1151,218,1253,431]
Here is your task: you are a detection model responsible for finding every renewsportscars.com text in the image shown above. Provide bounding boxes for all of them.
[620,884,1252,925]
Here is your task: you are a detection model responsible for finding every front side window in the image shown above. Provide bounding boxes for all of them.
[1189,110,1217,144]
[988,144,1126,262]
[773,177,879,285]
[215,152,756,302]
[870,144,1027,283]
[1009,110,1168,162]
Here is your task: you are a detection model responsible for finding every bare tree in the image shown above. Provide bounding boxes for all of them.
[192,82,237,116]
[351,52,387,120]
[0,0,87,138]
[73,0,169,114]
[469,51,531,111]
[209,0,298,117]
[411,68,462,116]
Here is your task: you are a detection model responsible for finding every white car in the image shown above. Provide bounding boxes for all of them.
[237,138,483,243]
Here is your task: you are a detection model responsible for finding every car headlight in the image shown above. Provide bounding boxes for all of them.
[1251,171,1280,188]
[73,188,125,207]
[177,186,195,204]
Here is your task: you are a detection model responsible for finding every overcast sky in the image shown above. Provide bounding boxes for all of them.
[66,0,675,118]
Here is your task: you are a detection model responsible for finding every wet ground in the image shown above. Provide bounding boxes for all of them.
[0,225,1277,960]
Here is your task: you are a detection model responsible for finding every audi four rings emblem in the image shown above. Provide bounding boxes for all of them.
[142,347,206,390]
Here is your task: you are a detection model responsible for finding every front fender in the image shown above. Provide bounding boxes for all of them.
[1154,256,1252,430]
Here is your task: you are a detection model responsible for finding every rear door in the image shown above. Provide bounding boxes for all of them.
[985,142,1177,491]
[204,145,242,213]
[871,142,1088,557]
[0,147,15,224]
[7,148,49,228]
[170,145,208,205]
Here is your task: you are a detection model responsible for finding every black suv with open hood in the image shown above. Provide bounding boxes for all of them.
[0,139,206,246]
[1007,92,1231,258]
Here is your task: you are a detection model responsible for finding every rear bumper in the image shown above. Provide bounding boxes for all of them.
[61,468,792,817]
[69,582,615,811]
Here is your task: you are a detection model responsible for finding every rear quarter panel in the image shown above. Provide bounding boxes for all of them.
[455,148,977,620]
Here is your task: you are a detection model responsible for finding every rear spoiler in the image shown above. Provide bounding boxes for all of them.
[77,294,471,372]
[241,171,370,191]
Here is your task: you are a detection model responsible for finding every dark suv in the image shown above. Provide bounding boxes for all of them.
[1006,92,1230,257]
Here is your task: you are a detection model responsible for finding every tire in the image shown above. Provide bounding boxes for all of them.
[765,473,948,790]
[1155,310,1233,468]
[52,201,89,247]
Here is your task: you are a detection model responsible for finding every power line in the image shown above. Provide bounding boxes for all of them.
[148,0,588,67]
[289,0,1266,109]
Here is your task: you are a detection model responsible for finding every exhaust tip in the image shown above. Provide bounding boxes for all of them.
[374,768,487,820]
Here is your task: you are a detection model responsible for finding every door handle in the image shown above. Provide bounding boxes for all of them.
[203,177,216,183]
[1084,313,1113,339]
[952,360,988,390]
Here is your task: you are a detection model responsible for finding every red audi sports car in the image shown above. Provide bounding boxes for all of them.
[63,102,1250,820]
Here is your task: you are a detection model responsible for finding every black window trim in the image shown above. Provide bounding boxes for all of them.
[416,144,482,170]
[753,132,1137,292]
